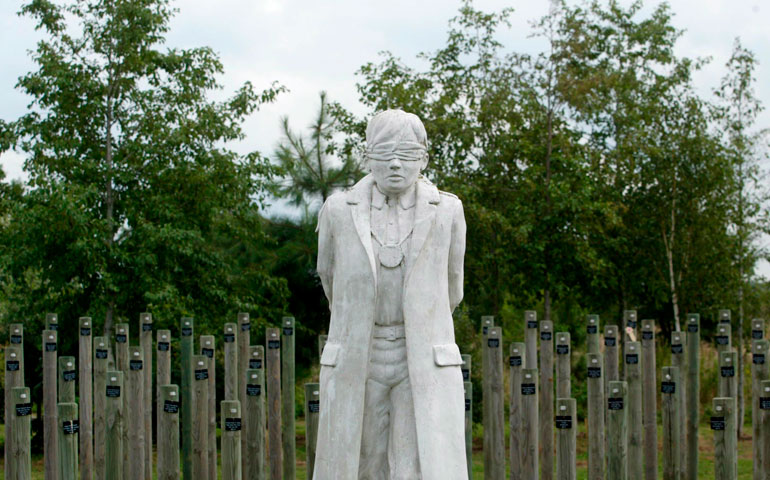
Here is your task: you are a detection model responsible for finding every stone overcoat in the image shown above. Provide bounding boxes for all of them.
[313,173,467,480]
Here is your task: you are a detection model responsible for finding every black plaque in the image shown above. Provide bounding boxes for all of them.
[555,415,572,429]
[487,338,499,348]
[521,383,536,395]
[63,370,77,381]
[223,333,235,343]
[250,359,262,369]
[15,403,32,416]
[625,354,639,365]
[556,344,569,355]
[106,385,121,398]
[715,336,729,346]
[241,323,251,332]
[721,366,735,377]
[96,349,108,359]
[45,342,57,352]
[225,418,242,431]
[181,327,193,337]
[753,330,763,339]
[129,360,143,371]
[608,397,624,410]
[164,400,180,414]
[509,356,522,367]
[605,337,616,347]
[482,326,488,335]
[687,323,699,333]
[247,384,262,396]
[10,334,22,344]
[661,381,676,394]
[62,420,79,435]
[465,398,471,411]
[755,354,766,365]
[627,320,637,329]
[157,342,170,352]
[116,334,127,343]
[49,324,59,331]
[308,400,320,413]
[671,344,683,354]
[80,327,91,336]
[142,323,152,332]
[195,368,209,380]
[462,368,470,380]
[283,327,294,336]
[710,417,725,431]
[587,367,601,378]
[6,360,20,371]
[760,397,770,410]
[587,325,598,335]
[202,348,214,358]
[540,332,552,341]
[642,331,653,340]
[268,340,280,349]
[527,320,537,329]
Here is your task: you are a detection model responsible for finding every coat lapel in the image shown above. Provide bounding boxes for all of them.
[405,178,439,281]
[346,174,378,289]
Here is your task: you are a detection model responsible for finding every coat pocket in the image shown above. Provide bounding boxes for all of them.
[320,342,341,367]
[433,343,463,366]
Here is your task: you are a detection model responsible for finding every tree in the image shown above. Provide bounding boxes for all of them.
[713,38,769,436]
[0,0,289,338]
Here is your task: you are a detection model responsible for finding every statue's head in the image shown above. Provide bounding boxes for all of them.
[365,109,428,196]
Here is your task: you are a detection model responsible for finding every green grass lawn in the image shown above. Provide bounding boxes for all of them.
[0,420,755,479]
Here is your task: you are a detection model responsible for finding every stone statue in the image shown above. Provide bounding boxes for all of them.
[314,109,468,480]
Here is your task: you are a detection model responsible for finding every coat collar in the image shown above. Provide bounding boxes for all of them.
[346,174,440,285]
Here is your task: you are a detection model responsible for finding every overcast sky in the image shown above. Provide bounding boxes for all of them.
[1,0,768,275]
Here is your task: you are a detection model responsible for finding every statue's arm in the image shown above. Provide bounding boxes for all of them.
[316,198,334,308]
[448,199,466,312]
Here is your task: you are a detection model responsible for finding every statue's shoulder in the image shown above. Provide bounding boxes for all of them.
[438,190,459,201]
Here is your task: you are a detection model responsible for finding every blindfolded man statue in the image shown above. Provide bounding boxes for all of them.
[314,109,468,480]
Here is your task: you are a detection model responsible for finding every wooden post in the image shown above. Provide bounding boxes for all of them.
[245,365,266,480]
[661,366,680,480]
[483,326,505,479]
[481,315,495,336]
[79,317,94,480]
[716,323,732,354]
[10,323,24,379]
[640,320,657,480]
[5,346,24,480]
[525,311,537,369]
[10,387,32,480]
[760,380,770,480]
[586,315,600,355]
[266,327,282,480]
[464,381,473,480]
[555,398,576,480]
[221,400,243,480]
[607,381,628,480]
[58,402,79,480]
[752,339,769,480]
[47,312,60,331]
[200,335,217,480]
[586,353,604,480]
[752,318,765,341]
[540,320,554,480]
[521,368,539,480]
[180,317,194,480]
[224,322,238,400]
[712,397,737,480]
[671,330,687,477]
[685,313,700,480]
[128,346,145,480]
[193,355,210,479]
[157,385,180,480]
[94,336,109,480]
[281,316,296,480]
[719,309,731,324]
[719,351,738,398]
[44,329,59,480]
[115,323,130,478]
[509,343,524,480]
[624,341,642,479]
[59,356,77,403]
[623,310,637,340]
[556,332,571,399]
[139,313,152,480]
[156,330,172,480]
[106,372,124,480]
[305,383,320,480]
[238,312,250,479]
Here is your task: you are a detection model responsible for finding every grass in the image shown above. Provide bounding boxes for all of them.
[0,419,755,479]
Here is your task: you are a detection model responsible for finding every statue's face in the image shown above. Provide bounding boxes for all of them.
[367,141,428,196]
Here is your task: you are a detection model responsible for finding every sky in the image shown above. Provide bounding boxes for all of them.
[0,0,768,276]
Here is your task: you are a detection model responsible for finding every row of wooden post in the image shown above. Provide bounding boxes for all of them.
[473,310,767,480]
[4,313,324,480]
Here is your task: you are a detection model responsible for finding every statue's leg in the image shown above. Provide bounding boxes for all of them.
[389,376,420,480]
[359,377,390,480]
